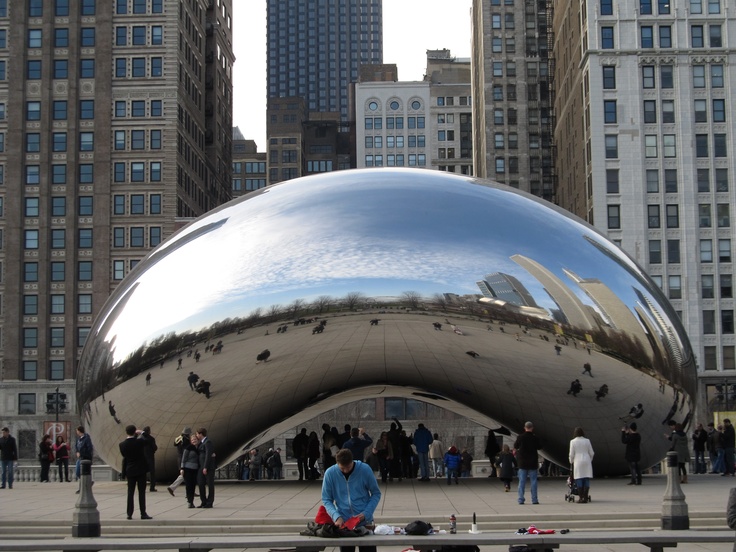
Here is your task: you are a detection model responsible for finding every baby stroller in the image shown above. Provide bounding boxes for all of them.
[565,470,591,503]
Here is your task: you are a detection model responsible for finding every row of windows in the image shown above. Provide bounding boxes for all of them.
[112,226,162,248]
[601,24,724,49]
[602,0,723,15]
[114,129,162,151]
[365,135,427,148]
[703,310,734,334]
[116,99,163,118]
[366,99,423,112]
[26,131,96,153]
[29,27,96,48]
[23,295,92,316]
[647,239,734,266]
[26,59,96,80]
[601,64,723,91]
[115,57,163,78]
[23,196,94,218]
[113,161,162,183]
[25,164,94,185]
[232,178,266,192]
[436,96,469,107]
[233,162,266,174]
[365,154,426,167]
[307,160,332,173]
[606,168,729,194]
[113,193,162,215]
[20,360,75,384]
[116,0,163,15]
[28,0,96,17]
[364,117,425,130]
[115,25,163,46]
[495,156,520,174]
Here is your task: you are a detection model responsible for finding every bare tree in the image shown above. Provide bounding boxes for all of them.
[267,304,283,321]
[343,291,365,311]
[402,290,422,310]
[288,298,306,318]
[432,293,448,312]
[247,307,263,325]
[312,295,333,313]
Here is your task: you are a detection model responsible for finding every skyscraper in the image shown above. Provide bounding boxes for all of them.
[266,0,382,121]
[0,0,233,456]
[552,0,735,416]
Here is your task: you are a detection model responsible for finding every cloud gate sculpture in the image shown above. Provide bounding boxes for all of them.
[77,169,696,478]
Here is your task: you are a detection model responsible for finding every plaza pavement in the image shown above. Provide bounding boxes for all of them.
[0,473,734,551]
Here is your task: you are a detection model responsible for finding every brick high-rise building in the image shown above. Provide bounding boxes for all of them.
[0,0,233,457]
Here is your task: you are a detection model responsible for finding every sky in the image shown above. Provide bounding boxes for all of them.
[231,0,474,148]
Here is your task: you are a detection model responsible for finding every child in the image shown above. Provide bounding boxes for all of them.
[460,448,473,477]
[444,446,462,485]
[495,444,516,492]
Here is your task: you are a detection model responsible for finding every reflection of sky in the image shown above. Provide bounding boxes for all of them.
[98,170,665,362]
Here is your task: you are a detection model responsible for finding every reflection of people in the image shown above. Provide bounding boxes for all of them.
[108,400,121,424]
[621,423,641,485]
[119,425,152,520]
[256,349,271,363]
[582,363,593,377]
[595,384,609,401]
[569,427,594,503]
[321,449,381,552]
[514,421,542,505]
[620,403,644,422]
[567,379,582,397]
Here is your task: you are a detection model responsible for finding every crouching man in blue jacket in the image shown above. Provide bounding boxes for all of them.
[321,448,382,552]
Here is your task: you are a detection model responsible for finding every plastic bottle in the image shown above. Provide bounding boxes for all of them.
[449,514,457,534]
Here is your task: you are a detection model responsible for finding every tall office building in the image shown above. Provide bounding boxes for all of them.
[552,0,736,416]
[471,0,556,200]
[266,0,382,121]
[0,0,233,456]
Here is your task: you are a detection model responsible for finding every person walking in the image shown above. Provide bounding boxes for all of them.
[74,426,93,494]
[429,433,445,478]
[53,435,71,482]
[569,427,594,503]
[496,444,516,492]
[119,425,152,520]
[292,428,309,481]
[167,427,192,496]
[321,448,381,552]
[514,421,542,505]
[0,427,18,489]
[39,434,54,482]
[196,427,216,507]
[667,422,691,483]
[621,422,642,485]
[444,446,462,485]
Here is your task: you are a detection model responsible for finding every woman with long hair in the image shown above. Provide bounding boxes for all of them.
[53,435,71,482]
[39,434,54,482]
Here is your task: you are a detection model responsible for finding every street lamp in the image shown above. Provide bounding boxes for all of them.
[45,387,67,422]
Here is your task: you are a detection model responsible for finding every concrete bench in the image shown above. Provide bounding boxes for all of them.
[0,530,733,552]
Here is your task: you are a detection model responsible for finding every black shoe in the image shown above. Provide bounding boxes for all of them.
[167,487,175,497]
[188,503,195,508]
[197,504,206,508]
[150,488,157,492]
[141,514,153,520]
[203,504,213,508]
[75,490,80,494]
[127,515,132,520]
[532,502,540,505]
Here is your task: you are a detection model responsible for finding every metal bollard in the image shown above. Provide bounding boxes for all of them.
[661,451,689,530]
[72,459,101,537]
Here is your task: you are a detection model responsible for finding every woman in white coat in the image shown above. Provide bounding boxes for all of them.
[569,426,594,503]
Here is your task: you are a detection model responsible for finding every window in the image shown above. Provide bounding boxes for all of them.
[714,134,727,157]
[28,29,42,48]
[663,135,676,157]
[646,170,659,193]
[666,204,679,228]
[607,205,621,229]
[658,0,670,13]
[53,28,68,48]
[716,169,728,192]
[641,26,653,48]
[495,157,505,174]
[78,261,93,281]
[78,328,90,348]
[668,239,680,264]
[55,0,70,16]
[150,227,161,247]
[644,100,657,123]
[642,66,655,89]
[26,101,41,121]
[130,227,144,247]
[703,311,716,334]
[27,60,41,80]
[24,230,39,249]
[23,328,38,348]
[604,100,617,123]
[115,58,126,78]
[116,0,127,14]
[50,328,65,348]
[701,240,714,262]
[648,205,660,228]
[24,197,39,217]
[132,101,145,117]
[668,275,682,299]
[79,132,94,152]
[80,100,94,120]
[151,57,162,77]
[661,100,675,124]
[640,0,652,13]
[53,60,68,79]
[698,169,710,192]
[113,227,124,247]
[712,65,724,88]
[493,61,503,77]
[605,135,618,158]
[50,261,65,281]
[660,26,672,48]
[699,204,712,227]
[710,25,722,48]
[718,204,730,228]
[116,26,127,46]
[51,229,65,249]
[492,14,501,28]
[81,0,95,15]
[603,66,616,89]
[693,65,706,88]
[152,26,163,45]
[114,163,125,182]
[649,240,662,263]
[23,295,38,315]
[19,393,36,414]
[80,59,95,78]
[51,197,66,216]
[79,196,93,216]
[601,0,613,14]
[723,311,735,334]
[132,58,145,77]
[50,294,65,314]
[132,26,146,45]
[150,194,161,214]
[26,165,40,185]
[664,169,677,193]
[131,130,145,150]
[692,25,704,48]
[661,65,674,89]
[645,135,657,158]
[713,99,726,122]
[133,0,146,13]
[26,133,40,153]
[702,275,715,298]
[131,162,144,182]
[722,274,733,298]
[696,134,709,157]
[709,0,721,12]
[79,164,93,184]
[601,27,614,49]
[78,294,92,314]
[720,239,732,262]
[151,100,162,117]
[131,194,144,214]
[80,28,95,47]
[28,0,42,16]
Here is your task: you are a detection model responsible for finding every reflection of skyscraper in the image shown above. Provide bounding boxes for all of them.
[564,269,646,343]
[634,288,685,376]
[511,255,595,330]
[477,273,540,308]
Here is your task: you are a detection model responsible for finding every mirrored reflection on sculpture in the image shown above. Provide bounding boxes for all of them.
[77,169,696,478]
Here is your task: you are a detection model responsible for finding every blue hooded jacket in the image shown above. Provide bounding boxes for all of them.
[321,460,381,524]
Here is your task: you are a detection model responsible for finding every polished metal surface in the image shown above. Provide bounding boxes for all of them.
[77,169,696,478]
